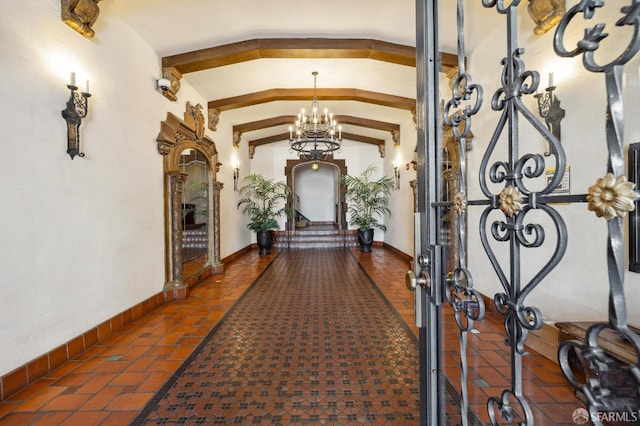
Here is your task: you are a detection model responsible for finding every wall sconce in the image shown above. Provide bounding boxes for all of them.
[394,161,400,190]
[233,161,240,192]
[534,73,565,156]
[61,72,91,159]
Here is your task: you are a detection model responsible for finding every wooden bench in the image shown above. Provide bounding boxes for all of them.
[555,321,639,365]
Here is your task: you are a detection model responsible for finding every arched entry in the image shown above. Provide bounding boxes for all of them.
[156,102,224,299]
[284,157,347,230]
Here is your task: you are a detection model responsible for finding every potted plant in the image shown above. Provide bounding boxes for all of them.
[340,165,394,252]
[237,173,291,255]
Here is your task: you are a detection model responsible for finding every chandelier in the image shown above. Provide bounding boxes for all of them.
[289,71,342,160]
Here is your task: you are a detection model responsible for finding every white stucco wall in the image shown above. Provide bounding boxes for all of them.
[384,115,419,256]
[0,0,212,376]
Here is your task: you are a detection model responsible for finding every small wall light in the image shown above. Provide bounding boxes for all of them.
[534,72,565,156]
[233,161,240,192]
[61,72,91,159]
[393,160,401,190]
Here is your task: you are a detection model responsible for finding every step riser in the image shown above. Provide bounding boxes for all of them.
[274,241,358,249]
[274,227,358,249]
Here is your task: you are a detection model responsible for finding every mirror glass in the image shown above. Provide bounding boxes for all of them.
[179,148,209,277]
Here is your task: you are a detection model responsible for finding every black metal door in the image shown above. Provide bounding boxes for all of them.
[410,1,640,424]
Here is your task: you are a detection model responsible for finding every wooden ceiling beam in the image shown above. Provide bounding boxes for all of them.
[162,38,459,74]
[232,115,399,134]
[247,132,386,159]
[248,132,384,148]
[210,88,415,112]
[333,115,400,133]
[339,132,385,146]
[233,116,297,133]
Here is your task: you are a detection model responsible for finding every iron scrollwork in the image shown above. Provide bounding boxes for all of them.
[476,0,569,424]
[553,1,640,422]
[442,1,485,424]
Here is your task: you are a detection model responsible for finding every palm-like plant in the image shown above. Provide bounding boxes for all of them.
[237,174,291,232]
[340,165,394,231]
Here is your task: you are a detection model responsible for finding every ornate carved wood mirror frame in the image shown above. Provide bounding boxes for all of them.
[156,103,224,297]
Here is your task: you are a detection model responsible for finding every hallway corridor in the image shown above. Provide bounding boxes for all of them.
[0,248,582,425]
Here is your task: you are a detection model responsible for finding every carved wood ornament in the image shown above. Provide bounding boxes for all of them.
[156,102,223,294]
[61,0,101,38]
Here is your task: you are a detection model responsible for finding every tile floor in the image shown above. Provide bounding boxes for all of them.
[0,247,583,425]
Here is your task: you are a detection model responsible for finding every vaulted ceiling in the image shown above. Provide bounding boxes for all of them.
[106,0,464,157]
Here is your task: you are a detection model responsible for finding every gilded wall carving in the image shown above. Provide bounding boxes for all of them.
[61,0,101,38]
[156,104,222,289]
[161,68,182,102]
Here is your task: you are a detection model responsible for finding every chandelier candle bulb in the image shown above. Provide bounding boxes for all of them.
[289,71,342,160]
[85,80,89,93]
[70,72,76,87]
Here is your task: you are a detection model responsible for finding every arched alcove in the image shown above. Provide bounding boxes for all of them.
[285,157,347,230]
[156,103,224,299]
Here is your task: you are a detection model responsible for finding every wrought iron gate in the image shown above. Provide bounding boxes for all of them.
[409,1,640,424]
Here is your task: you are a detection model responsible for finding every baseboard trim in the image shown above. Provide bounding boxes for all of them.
[221,245,254,264]
[0,290,167,401]
[381,242,413,262]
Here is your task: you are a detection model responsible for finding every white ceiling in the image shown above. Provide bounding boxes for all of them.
[103,0,464,145]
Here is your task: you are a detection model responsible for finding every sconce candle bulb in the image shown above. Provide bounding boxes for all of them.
[233,161,240,192]
[62,73,91,159]
[534,72,565,156]
[393,161,400,190]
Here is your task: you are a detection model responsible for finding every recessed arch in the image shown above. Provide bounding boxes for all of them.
[285,157,347,230]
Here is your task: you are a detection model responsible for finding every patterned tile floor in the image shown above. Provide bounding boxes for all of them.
[0,247,583,425]
[132,250,421,425]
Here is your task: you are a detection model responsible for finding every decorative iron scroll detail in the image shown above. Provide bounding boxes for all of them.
[442,1,486,425]
[553,1,640,421]
[476,0,570,424]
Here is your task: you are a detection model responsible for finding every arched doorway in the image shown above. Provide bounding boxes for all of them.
[285,157,347,230]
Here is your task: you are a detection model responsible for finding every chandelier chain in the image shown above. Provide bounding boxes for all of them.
[289,72,342,160]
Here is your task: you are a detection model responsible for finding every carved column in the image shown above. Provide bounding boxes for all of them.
[410,179,418,213]
[443,169,461,273]
[166,171,188,291]
[209,181,225,274]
